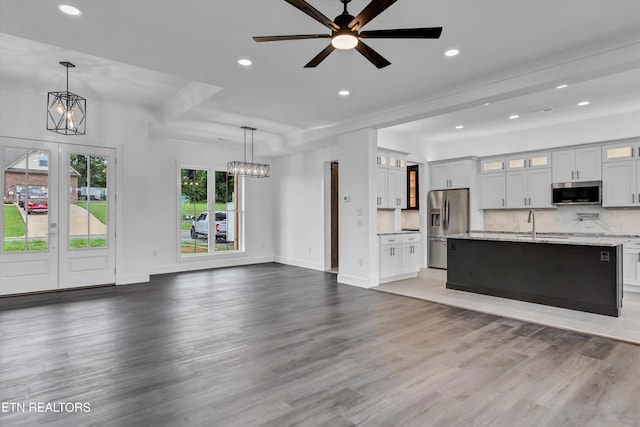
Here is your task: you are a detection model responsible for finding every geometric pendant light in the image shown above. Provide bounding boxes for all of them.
[47,61,86,135]
[227,126,270,178]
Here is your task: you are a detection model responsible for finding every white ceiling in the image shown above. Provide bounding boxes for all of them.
[0,0,639,155]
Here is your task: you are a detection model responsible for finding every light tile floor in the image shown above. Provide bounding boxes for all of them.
[374,268,640,345]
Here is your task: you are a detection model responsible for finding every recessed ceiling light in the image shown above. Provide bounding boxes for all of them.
[444,49,460,57]
[483,102,491,106]
[58,4,81,16]
[238,58,252,66]
[455,125,464,129]
[509,114,520,119]
[577,101,590,106]
[556,84,568,89]
[338,90,350,96]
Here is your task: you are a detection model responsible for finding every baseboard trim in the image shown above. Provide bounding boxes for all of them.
[115,273,150,285]
[273,256,324,272]
[337,273,375,289]
[150,256,275,276]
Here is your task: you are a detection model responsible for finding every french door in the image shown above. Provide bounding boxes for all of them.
[1,137,115,295]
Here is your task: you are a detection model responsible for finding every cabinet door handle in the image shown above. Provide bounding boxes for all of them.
[502,162,505,170]
[524,197,527,206]
[502,198,505,206]
[577,170,580,179]
[528,159,531,167]
[572,170,574,180]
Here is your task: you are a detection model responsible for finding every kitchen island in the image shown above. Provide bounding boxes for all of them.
[446,233,623,316]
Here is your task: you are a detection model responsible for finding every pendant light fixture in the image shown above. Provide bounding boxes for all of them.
[227,126,270,178]
[47,61,86,135]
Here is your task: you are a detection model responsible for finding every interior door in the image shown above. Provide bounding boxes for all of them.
[1,138,59,295]
[58,145,115,288]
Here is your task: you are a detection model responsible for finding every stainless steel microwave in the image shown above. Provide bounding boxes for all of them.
[552,181,602,205]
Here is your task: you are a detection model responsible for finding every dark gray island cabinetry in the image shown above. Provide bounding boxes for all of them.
[446,234,623,317]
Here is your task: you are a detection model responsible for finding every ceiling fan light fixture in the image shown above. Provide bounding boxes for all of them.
[332,32,358,50]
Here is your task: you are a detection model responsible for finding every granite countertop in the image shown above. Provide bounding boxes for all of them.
[377,230,421,236]
[447,231,630,247]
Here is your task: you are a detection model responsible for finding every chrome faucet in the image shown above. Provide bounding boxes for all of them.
[527,209,536,240]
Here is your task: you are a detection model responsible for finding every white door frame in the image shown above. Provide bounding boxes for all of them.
[1,138,116,295]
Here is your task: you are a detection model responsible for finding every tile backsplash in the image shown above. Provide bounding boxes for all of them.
[484,206,640,235]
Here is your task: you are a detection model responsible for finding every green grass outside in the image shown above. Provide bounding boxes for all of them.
[76,202,107,225]
[4,239,48,252]
[70,238,107,249]
[3,205,25,237]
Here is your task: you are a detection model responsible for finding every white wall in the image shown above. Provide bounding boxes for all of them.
[147,138,274,274]
[271,145,338,270]
[337,129,378,288]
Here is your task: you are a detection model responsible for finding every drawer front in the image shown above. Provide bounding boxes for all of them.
[380,235,401,245]
[402,234,420,243]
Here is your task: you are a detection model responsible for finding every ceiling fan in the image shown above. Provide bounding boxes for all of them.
[253,0,443,69]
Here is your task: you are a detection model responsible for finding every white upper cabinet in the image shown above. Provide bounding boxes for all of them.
[602,160,638,207]
[552,147,601,182]
[480,151,551,209]
[479,172,506,209]
[505,169,552,208]
[377,149,407,209]
[601,141,639,207]
[376,167,388,208]
[430,159,472,190]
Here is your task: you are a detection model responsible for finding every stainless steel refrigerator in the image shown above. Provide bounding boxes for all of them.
[427,188,469,269]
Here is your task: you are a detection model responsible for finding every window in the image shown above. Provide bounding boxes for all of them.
[181,168,209,255]
[179,168,241,256]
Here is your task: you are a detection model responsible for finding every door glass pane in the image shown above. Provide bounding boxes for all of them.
[181,168,208,255]
[69,154,109,249]
[3,148,49,252]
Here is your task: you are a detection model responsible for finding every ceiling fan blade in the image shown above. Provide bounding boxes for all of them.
[354,40,391,69]
[253,34,331,42]
[304,44,336,68]
[349,0,397,31]
[360,27,443,39]
[285,0,339,31]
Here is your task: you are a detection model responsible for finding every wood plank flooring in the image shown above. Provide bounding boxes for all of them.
[1,263,639,426]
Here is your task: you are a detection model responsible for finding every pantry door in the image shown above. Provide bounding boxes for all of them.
[58,145,116,289]
[1,138,60,295]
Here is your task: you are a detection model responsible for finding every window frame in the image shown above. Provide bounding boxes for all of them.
[177,163,244,260]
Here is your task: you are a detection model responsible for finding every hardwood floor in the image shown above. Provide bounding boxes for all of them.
[1,263,639,426]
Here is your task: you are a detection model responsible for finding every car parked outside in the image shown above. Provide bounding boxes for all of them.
[26,198,48,214]
[190,211,227,242]
[17,188,45,207]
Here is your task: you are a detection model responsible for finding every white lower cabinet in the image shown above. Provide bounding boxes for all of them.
[380,238,402,278]
[401,234,420,274]
[379,233,420,283]
[623,242,640,293]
